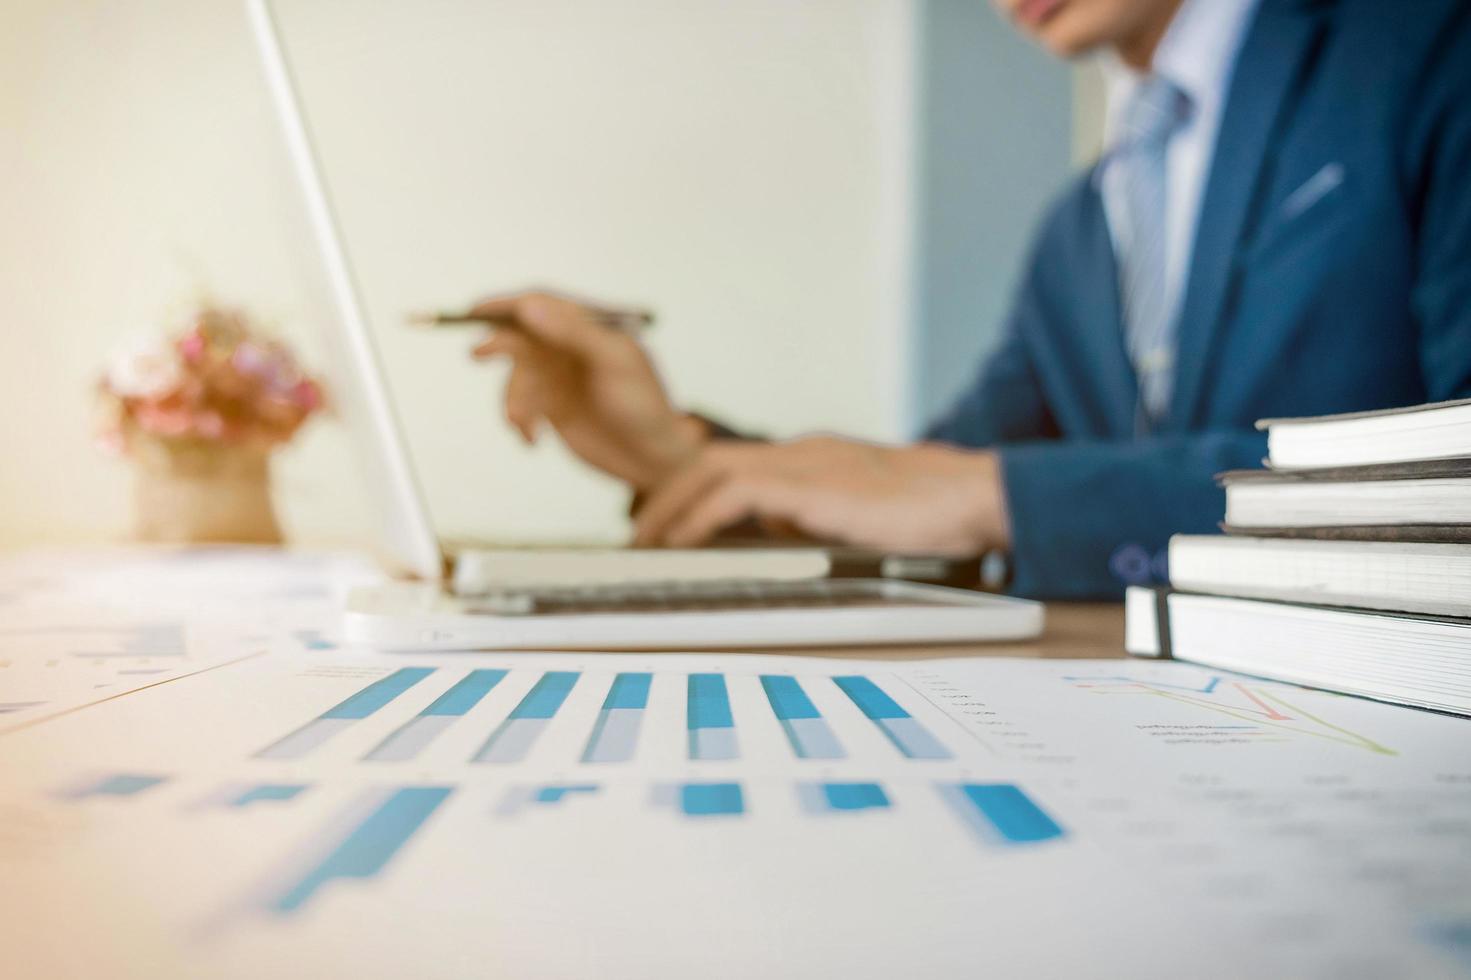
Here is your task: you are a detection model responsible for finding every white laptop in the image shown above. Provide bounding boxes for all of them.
[247,0,1043,649]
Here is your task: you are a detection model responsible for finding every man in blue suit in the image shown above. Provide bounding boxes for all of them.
[469,0,1471,598]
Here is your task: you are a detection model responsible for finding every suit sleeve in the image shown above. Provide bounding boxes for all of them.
[922,192,1264,600]
[994,432,1265,599]
[1405,3,1471,399]
[925,10,1471,602]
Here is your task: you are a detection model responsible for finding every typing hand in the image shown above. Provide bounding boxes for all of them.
[632,436,1011,554]
[469,291,708,490]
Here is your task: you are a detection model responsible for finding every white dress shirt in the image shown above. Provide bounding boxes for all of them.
[1098,0,1263,344]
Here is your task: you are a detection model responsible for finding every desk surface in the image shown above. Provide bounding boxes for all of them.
[5,552,1469,978]
[772,601,1126,661]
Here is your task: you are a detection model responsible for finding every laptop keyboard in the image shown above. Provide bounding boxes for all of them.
[461,578,957,616]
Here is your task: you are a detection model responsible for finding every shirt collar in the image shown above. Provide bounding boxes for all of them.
[1153,0,1262,115]
[1099,0,1263,153]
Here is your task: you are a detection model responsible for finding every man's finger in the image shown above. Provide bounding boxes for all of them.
[660,479,769,547]
[474,332,570,391]
[468,292,619,359]
[503,364,544,444]
[470,328,532,360]
[632,455,734,546]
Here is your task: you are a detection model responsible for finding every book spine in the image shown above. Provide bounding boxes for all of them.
[1150,593,1471,718]
[1220,523,1471,542]
[1123,586,1172,659]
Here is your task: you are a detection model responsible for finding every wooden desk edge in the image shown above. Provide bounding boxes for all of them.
[756,602,1126,661]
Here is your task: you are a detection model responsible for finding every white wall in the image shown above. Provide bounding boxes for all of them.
[910,1,1074,428]
[1073,59,1108,164]
[0,0,916,548]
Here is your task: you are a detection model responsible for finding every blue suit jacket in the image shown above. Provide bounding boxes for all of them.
[926,0,1471,599]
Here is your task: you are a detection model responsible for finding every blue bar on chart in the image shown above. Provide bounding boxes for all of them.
[687,673,738,760]
[832,675,952,759]
[472,671,579,763]
[230,784,309,808]
[497,783,600,817]
[797,781,891,814]
[582,672,652,763]
[58,772,168,801]
[256,668,436,760]
[269,786,452,916]
[939,783,1065,845]
[193,782,310,810]
[653,782,746,818]
[760,675,844,759]
[366,669,507,762]
[292,629,337,651]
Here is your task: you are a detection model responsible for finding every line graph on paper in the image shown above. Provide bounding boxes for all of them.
[1063,674,1396,755]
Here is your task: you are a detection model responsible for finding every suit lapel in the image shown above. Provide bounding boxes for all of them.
[1073,182,1139,437]
[1166,0,1332,431]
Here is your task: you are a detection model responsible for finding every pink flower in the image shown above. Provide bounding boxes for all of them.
[134,403,196,438]
[193,411,226,440]
[177,330,207,364]
[231,341,268,375]
[292,378,322,411]
[105,334,183,399]
[98,307,324,453]
[237,343,302,398]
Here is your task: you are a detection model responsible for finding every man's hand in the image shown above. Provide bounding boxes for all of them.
[633,436,1011,555]
[468,291,707,490]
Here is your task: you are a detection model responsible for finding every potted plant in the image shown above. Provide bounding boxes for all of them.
[97,306,323,544]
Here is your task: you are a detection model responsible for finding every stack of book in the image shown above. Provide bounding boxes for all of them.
[1125,398,1471,717]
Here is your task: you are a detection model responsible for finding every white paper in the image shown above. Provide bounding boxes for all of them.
[0,547,378,730]
[2,643,1469,978]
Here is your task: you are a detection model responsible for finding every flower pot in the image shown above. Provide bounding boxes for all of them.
[132,438,283,544]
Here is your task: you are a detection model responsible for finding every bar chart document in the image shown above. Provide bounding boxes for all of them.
[2,645,1469,980]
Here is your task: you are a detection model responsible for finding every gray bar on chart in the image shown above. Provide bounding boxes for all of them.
[796,782,830,814]
[473,718,549,764]
[689,726,739,761]
[878,717,952,760]
[582,708,644,763]
[256,718,358,761]
[364,715,458,763]
[784,717,845,759]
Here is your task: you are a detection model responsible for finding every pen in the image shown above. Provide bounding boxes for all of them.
[406,308,655,333]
